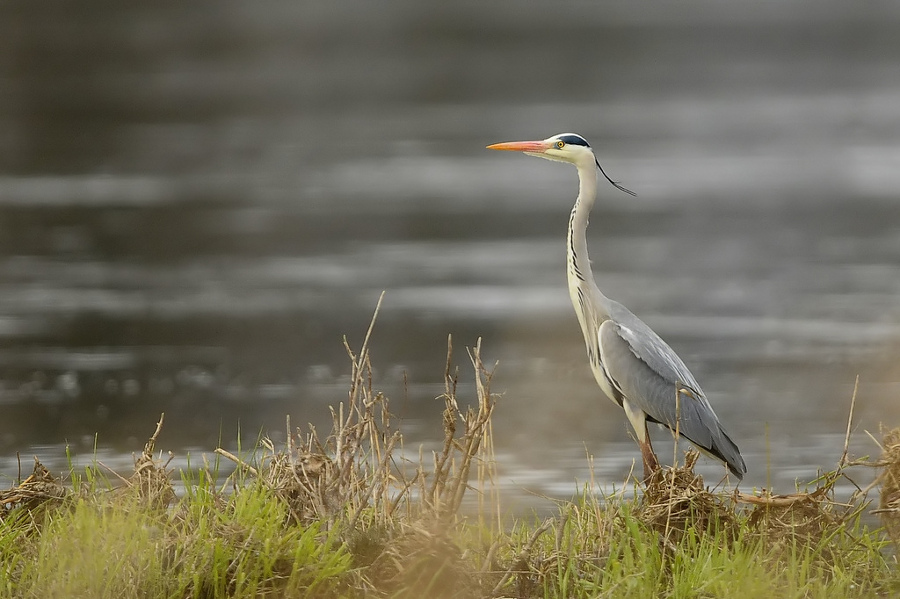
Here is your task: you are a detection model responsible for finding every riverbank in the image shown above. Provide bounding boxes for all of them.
[1,331,898,598]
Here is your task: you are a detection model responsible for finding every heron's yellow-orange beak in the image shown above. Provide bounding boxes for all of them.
[486,140,552,153]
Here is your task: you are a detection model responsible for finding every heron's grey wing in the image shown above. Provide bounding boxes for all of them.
[605,304,705,395]
[597,319,746,476]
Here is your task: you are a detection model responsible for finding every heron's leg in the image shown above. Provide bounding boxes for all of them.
[623,399,660,482]
[640,422,660,482]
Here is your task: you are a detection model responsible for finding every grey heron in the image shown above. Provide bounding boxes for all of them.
[487,133,746,481]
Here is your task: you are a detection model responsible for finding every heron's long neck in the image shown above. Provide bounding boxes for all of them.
[567,164,599,291]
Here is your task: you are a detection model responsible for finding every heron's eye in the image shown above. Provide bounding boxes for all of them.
[556,140,565,149]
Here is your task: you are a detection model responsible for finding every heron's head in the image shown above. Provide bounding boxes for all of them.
[487,133,594,166]
[487,132,636,196]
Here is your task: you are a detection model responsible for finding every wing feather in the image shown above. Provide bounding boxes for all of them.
[597,318,746,477]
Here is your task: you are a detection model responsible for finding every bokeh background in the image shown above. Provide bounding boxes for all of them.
[2,1,900,509]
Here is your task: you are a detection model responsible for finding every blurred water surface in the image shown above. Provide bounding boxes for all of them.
[1,1,900,508]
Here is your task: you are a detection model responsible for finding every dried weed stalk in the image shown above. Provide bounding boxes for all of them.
[426,335,498,523]
[127,413,176,510]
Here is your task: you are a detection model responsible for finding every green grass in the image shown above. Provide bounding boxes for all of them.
[481,491,898,599]
[2,472,896,598]
[0,474,351,598]
[1,433,899,598]
[0,311,898,597]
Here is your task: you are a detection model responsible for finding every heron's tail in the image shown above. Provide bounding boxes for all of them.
[709,426,746,480]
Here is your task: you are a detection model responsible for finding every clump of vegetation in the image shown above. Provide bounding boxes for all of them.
[638,450,738,547]
[0,457,67,519]
[876,427,900,550]
[0,301,898,598]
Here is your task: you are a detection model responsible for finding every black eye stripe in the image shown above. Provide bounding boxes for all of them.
[557,134,590,147]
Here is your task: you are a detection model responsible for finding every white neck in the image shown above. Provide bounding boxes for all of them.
[566,161,614,351]
[566,162,598,289]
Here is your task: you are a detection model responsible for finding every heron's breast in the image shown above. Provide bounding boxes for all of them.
[590,359,622,406]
